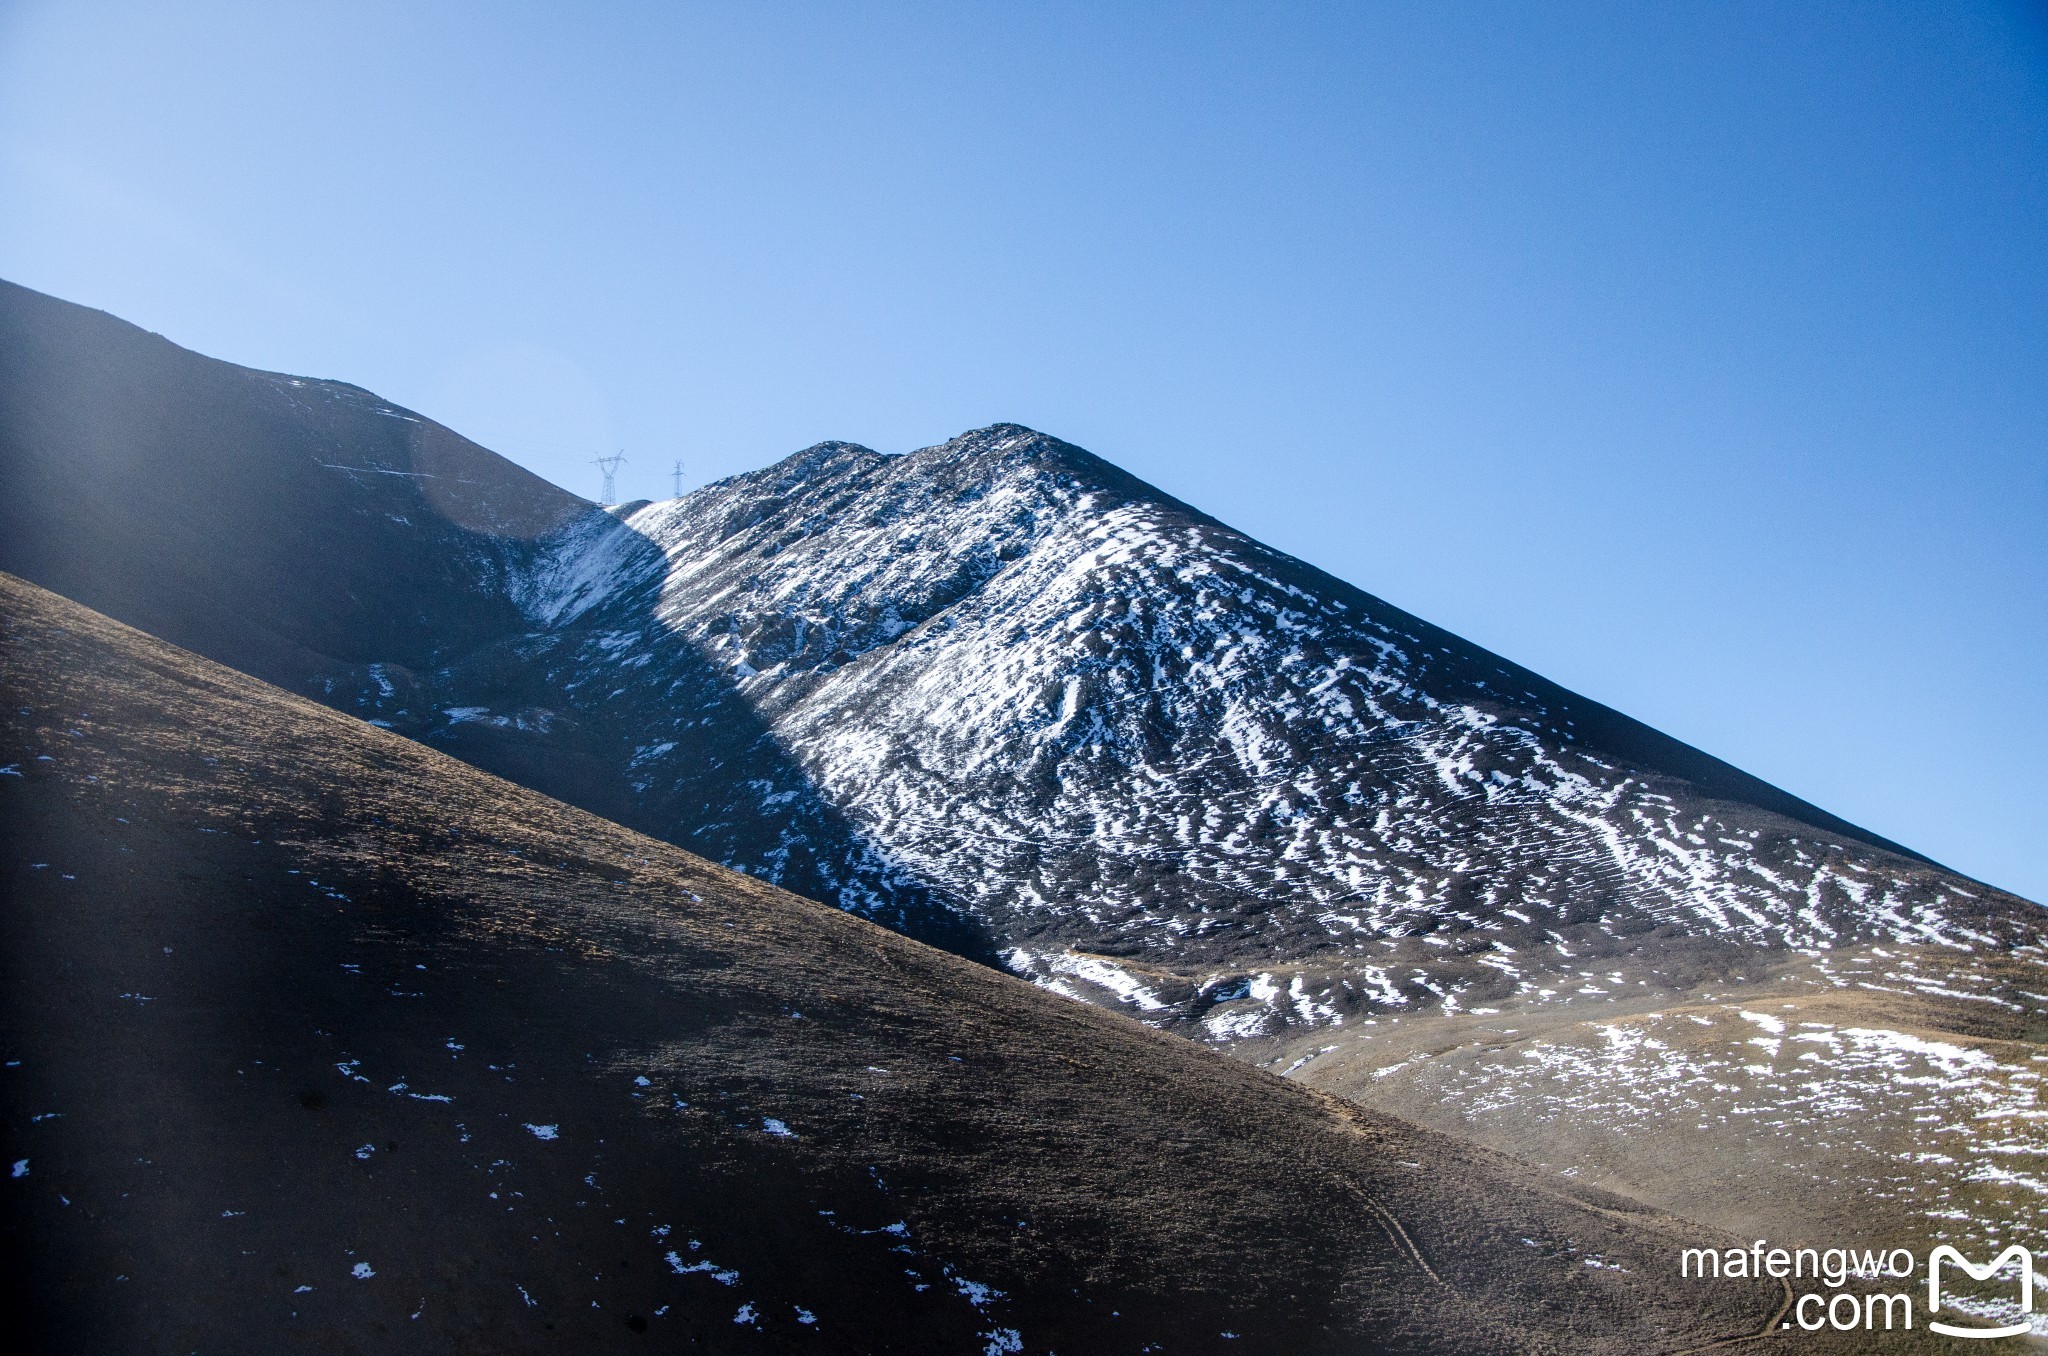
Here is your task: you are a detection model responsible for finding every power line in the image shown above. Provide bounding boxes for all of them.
[672,458,684,499]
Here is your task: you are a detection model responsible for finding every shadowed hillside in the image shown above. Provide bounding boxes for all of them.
[0,279,581,683]
[0,572,1878,1353]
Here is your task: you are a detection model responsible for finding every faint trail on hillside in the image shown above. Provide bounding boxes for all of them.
[1354,1190,1445,1287]
[1663,1278,1793,1355]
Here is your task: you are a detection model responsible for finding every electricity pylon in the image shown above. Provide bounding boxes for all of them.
[593,452,626,504]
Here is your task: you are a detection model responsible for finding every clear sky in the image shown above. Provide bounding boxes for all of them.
[2,1,2043,901]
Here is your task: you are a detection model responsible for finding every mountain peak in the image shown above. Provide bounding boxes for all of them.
[912,421,1055,456]
[759,439,887,487]
[905,422,1102,479]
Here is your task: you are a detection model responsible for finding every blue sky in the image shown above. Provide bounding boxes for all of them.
[2,1,2043,901]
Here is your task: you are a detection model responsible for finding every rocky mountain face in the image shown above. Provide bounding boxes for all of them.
[361,424,2033,1040]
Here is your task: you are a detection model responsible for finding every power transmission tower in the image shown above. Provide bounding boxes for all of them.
[593,452,626,504]
[672,459,684,499]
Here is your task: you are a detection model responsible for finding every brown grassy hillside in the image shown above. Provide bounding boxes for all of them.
[0,572,1896,1353]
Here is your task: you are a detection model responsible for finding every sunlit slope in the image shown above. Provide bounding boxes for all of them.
[1295,971,2048,1292]
[0,572,1827,1353]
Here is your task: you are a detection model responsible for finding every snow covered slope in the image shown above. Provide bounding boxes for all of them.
[463,422,2045,1276]
[436,424,2037,1052]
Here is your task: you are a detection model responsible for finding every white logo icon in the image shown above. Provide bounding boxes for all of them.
[1927,1244,2033,1340]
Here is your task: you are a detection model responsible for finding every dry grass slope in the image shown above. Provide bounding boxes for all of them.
[0,572,1920,1353]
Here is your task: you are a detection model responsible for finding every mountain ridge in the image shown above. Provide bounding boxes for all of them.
[0,278,586,687]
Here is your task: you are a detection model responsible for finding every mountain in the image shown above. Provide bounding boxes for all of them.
[541,428,2038,1285]
[4,279,2042,1298]
[451,423,2048,1287]
[500,423,2008,1014]
[0,571,1828,1353]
